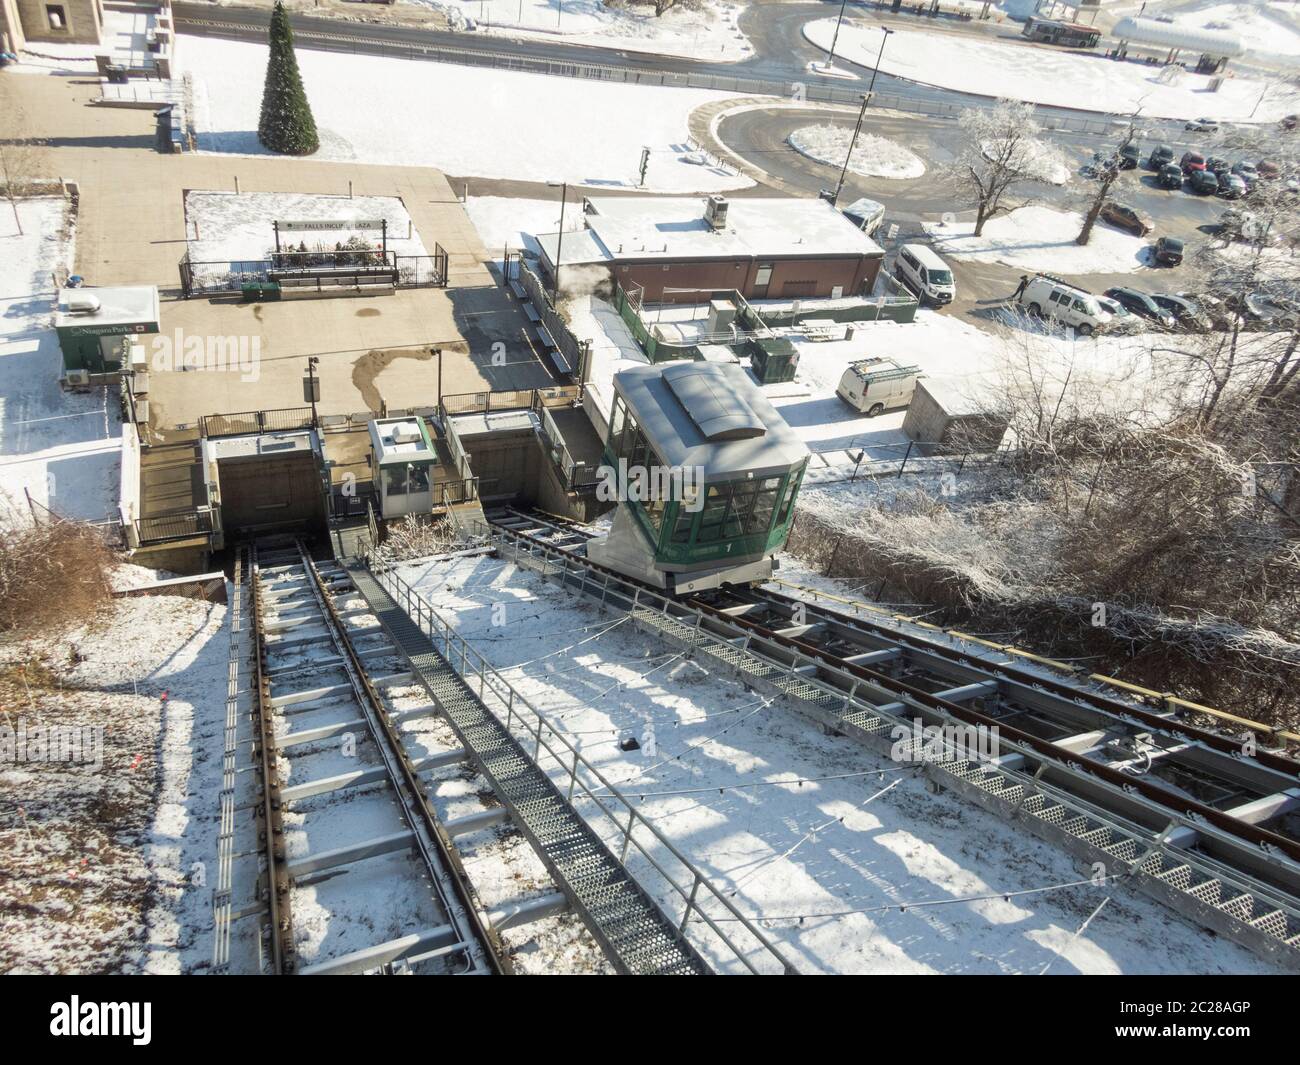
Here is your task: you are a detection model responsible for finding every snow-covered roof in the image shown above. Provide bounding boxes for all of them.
[1111,16,1244,58]
[614,362,808,480]
[558,196,882,266]
[54,286,160,332]
[369,416,435,466]
[533,228,611,268]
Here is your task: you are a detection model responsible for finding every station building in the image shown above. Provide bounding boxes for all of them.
[536,194,884,305]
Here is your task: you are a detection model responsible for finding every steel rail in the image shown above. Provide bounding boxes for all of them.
[484,517,1300,866]
[298,546,509,975]
[485,520,1300,962]
[248,543,293,974]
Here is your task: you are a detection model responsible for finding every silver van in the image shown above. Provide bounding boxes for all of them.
[894,244,956,306]
[836,357,923,416]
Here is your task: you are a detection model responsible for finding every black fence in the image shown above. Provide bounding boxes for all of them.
[136,510,213,544]
[179,245,448,297]
[200,407,315,438]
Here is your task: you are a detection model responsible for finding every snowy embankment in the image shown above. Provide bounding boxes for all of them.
[924,205,1152,275]
[408,0,753,62]
[177,35,753,193]
[788,124,927,180]
[802,18,1300,121]
[0,197,119,523]
[0,589,229,973]
[393,550,1275,974]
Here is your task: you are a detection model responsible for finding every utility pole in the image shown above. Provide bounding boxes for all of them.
[832,94,870,207]
[824,0,850,71]
[548,180,569,308]
[304,356,320,428]
[865,26,894,106]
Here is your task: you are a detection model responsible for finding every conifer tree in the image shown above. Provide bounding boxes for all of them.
[258,3,320,156]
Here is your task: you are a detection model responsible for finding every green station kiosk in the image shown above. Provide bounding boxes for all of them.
[54,286,161,381]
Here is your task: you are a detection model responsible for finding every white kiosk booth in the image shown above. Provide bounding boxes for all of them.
[369,416,436,518]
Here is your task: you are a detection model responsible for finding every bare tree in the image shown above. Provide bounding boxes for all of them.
[1075,113,1141,246]
[943,99,1065,237]
[0,99,45,237]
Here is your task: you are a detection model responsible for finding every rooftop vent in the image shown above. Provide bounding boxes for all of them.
[64,293,102,315]
[663,362,765,441]
[704,194,729,232]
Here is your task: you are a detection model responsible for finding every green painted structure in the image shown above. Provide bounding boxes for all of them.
[54,286,160,375]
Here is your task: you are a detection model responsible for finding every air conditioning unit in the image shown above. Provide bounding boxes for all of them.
[704,194,729,231]
[63,369,90,389]
[64,292,102,315]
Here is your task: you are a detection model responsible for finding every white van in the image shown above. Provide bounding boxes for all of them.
[1018,274,1113,335]
[836,357,923,416]
[894,244,956,306]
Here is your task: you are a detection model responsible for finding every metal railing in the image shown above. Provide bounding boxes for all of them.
[200,407,315,438]
[135,508,213,544]
[373,560,799,975]
[175,11,1121,136]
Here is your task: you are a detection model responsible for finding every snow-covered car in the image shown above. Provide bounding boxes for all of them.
[1019,276,1113,336]
[840,197,886,237]
[1185,117,1220,133]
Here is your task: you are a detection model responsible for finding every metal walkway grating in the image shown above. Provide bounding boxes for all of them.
[344,564,712,976]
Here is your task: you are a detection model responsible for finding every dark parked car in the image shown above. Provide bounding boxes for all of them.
[1151,293,1206,330]
[1186,117,1220,133]
[1282,115,1298,132]
[1181,151,1207,174]
[1206,156,1231,176]
[1119,143,1140,169]
[1105,287,1177,328]
[1100,201,1153,236]
[1157,162,1183,189]
[1188,169,1220,194]
[1148,145,1175,169]
[1153,236,1184,266]
[1232,161,1260,187]
[1218,173,1248,199]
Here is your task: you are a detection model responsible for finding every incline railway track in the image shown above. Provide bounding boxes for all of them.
[244,539,504,975]
[485,506,1300,967]
[218,534,795,974]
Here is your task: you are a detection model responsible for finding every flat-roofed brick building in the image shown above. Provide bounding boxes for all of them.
[536,194,884,304]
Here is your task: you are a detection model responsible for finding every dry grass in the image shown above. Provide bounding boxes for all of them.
[0,519,115,636]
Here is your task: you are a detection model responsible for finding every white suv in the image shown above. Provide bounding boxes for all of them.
[1018,275,1113,336]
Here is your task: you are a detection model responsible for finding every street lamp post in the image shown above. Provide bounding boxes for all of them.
[824,0,851,72]
[548,180,569,308]
[832,94,870,207]
[865,26,893,106]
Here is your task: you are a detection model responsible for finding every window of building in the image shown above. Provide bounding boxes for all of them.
[754,264,773,287]
[46,4,68,30]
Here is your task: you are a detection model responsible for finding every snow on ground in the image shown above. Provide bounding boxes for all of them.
[0,589,230,973]
[393,550,1278,974]
[1160,0,1300,61]
[178,35,753,193]
[0,197,120,523]
[407,0,753,62]
[788,123,927,180]
[924,205,1153,275]
[185,191,430,280]
[982,138,1071,187]
[465,195,589,260]
[802,18,1300,120]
